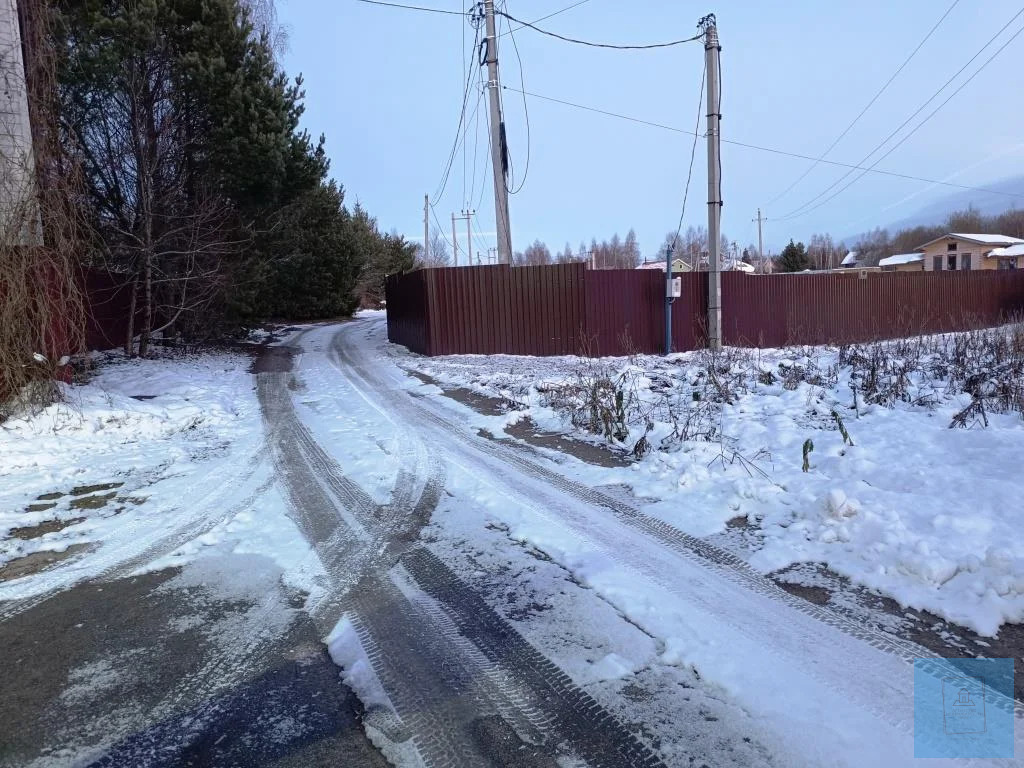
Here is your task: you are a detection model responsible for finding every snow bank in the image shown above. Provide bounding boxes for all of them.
[0,350,272,594]
[400,335,1024,637]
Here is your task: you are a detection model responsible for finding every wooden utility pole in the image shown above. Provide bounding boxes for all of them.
[702,14,722,349]
[483,0,512,263]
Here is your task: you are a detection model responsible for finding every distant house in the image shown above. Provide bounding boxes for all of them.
[724,259,755,273]
[987,243,1024,269]
[840,251,860,268]
[878,253,923,272]
[917,233,1024,271]
[637,258,692,273]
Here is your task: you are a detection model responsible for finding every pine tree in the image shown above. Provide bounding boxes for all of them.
[778,239,811,272]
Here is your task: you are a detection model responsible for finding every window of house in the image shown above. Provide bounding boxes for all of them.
[948,254,957,270]
[933,256,943,271]
[961,253,972,270]
[1000,258,1018,271]
[947,242,957,252]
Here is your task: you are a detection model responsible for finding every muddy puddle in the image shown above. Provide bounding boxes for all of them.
[9,518,85,541]
[409,370,629,468]
[0,544,93,583]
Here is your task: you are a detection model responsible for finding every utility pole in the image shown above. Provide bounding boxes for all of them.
[665,245,674,354]
[424,194,429,265]
[1,0,41,244]
[452,211,473,267]
[702,14,722,349]
[451,212,458,266]
[462,208,474,266]
[483,0,512,264]
[753,208,766,273]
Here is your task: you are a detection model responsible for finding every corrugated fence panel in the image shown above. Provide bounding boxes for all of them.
[387,266,1024,357]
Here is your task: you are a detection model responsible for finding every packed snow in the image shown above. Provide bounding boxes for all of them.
[0,347,319,602]
[397,328,1024,638]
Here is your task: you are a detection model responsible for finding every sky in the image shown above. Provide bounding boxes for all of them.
[276,0,1024,259]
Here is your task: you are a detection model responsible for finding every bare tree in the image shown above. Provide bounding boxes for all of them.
[418,228,450,267]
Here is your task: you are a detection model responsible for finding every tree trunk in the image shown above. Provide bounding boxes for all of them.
[124,268,138,356]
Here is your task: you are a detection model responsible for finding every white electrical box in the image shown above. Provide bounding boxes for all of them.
[667,277,682,298]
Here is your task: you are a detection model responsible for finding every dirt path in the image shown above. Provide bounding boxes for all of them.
[256,336,669,767]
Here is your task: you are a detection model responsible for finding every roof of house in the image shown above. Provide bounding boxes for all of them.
[637,258,688,271]
[840,251,859,266]
[879,252,924,267]
[915,233,1024,250]
[725,259,756,272]
[988,243,1024,259]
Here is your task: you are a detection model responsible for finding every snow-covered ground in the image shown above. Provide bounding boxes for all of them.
[398,330,1024,639]
[0,347,320,606]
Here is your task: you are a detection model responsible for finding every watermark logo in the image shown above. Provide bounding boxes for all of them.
[915,658,1013,758]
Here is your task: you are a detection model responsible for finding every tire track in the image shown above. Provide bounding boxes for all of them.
[331,318,1024,747]
[278,330,673,766]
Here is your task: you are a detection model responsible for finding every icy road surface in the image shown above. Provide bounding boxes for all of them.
[1,315,1019,766]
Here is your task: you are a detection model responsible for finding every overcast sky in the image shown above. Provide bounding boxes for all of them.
[277,0,1024,258]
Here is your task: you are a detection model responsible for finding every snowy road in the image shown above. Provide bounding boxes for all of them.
[308,315,1023,767]
[2,317,1020,766]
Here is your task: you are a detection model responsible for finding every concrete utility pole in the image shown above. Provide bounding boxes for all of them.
[451,212,458,266]
[702,14,722,349]
[753,208,766,272]
[0,0,41,245]
[483,0,512,264]
[424,194,429,265]
[462,208,474,266]
[452,211,472,267]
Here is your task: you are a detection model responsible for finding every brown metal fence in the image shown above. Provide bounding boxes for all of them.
[385,264,1024,357]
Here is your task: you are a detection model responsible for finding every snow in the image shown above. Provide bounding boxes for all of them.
[878,252,923,266]
[988,243,1024,258]
[948,233,1024,245]
[0,348,319,604]
[398,331,1024,638]
[840,251,859,266]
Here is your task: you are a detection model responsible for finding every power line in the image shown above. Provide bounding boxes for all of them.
[671,60,705,246]
[779,18,1024,222]
[499,0,593,38]
[501,2,530,194]
[775,6,1024,220]
[355,0,466,15]
[434,22,481,201]
[764,0,961,209]
[429,202,457,255]
[501,85,1024,202]
[495,10,703,49]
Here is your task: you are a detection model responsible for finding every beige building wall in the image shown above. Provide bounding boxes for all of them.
[920,237,1002,272]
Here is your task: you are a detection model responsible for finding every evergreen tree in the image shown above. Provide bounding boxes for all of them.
[778,239,811,272]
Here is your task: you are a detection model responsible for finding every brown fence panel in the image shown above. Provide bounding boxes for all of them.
[385,270,429,354]
[722,270,1024,348]
[584,269,661,355]
[386,265,1024,358]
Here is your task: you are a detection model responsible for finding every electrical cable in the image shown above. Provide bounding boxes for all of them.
[501,1,530,194]
[670,60,705,249]
[495,10,703,49]
[775,6,1024,220]
[434,23,481,201]
[764,0,961,209]
[500,85,1024,202]
[499,0,593,38]
[355,0,466,15]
